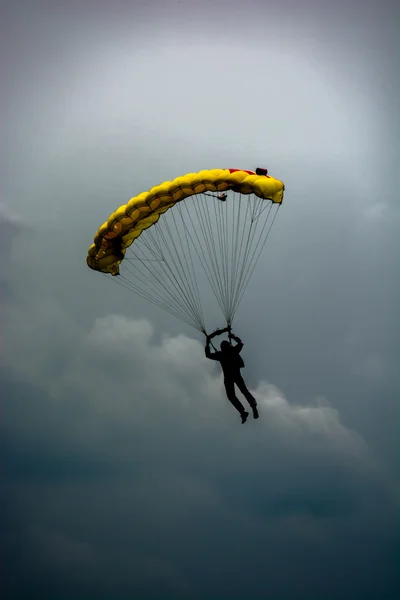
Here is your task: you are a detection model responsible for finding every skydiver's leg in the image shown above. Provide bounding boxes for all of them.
[224,378,248,422]
[234,374,259,418]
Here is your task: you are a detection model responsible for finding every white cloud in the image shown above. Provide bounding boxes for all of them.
[45,314,373,476]
[363,202,388,222]
[0,201,22,226]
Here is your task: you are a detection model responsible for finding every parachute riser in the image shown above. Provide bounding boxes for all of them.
[203,322,233,349]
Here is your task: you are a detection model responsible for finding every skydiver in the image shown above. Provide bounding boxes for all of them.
[205,328,259,424]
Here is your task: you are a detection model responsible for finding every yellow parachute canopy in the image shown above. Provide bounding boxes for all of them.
[87,167,284,331]
[87,168,284,276]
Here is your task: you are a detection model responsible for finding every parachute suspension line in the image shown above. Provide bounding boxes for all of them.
[226,191,239,321]
[177,197,229,318]
[197,193,229,311]
[194,193,232,314]
[230,196,271,313]
[122,261,201,329]
[214,190,231,317]
[156,210,205,328]
[199,190,279,324]
[175,201,225,318]
[123,260,198,326]
[123,223,206,331]
[176,191,277,326]
[215,189,241,323]
[124,241,198,319]
[116,189,280,332]
[228,192,253,321]
[172,205,205,328]
[125,231,163,261]
[231,203,281,320]
[127,220,206,331]
[102,272,201,330]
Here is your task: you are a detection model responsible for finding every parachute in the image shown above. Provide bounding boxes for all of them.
[87,168,285,333]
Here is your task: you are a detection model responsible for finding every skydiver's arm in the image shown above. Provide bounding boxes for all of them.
[229,333,244,353]
[205,338,220,361]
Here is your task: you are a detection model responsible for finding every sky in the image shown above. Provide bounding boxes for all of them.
[1,0,399,599]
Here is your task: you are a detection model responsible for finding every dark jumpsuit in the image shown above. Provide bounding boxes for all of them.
[205,337,257,415]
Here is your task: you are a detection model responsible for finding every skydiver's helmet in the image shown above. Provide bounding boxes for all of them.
[220,340,230,352]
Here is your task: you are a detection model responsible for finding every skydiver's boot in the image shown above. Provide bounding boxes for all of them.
[252,406,259,419]
[241,411,249,424]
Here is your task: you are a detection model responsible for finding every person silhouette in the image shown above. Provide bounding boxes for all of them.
[205,328,259,423]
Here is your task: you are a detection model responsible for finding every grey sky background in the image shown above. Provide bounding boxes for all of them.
[2,1,399,599]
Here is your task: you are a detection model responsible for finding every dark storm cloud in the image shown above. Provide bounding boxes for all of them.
[2,315,398,599]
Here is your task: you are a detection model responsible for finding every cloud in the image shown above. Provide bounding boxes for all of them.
[0,203,23,357]
[2,314,397,599]
[0,201,21,276]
